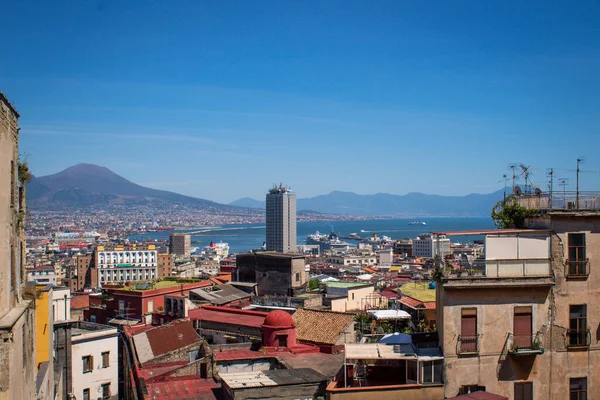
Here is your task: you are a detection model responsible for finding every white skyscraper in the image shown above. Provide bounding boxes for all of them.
[265,184,297,253]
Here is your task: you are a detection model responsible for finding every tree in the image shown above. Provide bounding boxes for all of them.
[491,195,534,229]
[308,278,320,291]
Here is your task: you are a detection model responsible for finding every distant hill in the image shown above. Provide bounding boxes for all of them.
[27,163,253,214]
[230,189,504,217]
[229,197,265,209]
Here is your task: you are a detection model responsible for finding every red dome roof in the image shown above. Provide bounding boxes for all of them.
[262,310,295,329]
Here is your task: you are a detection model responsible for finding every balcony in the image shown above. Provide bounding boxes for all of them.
[457,335,479,356]
[566,329,591,349]
[443,260,554,289]
[513,191,600,211]
[508,332,544,356]
[566,259,589,280]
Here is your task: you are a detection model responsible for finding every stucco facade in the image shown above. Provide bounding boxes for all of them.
[438,220,600,399]
[71,323,119,400]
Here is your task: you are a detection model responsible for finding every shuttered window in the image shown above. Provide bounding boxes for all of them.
[514,307,532,348]
[515,382,533,400]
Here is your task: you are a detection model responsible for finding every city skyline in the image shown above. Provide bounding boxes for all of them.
[2,1,600,203]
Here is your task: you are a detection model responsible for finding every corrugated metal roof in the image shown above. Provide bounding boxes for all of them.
[423,301,437,310]
[189,306,267,328]
[399,296,422,309]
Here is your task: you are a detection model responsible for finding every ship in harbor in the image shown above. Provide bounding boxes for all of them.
[408,221,426,226]
[306,231,350,252]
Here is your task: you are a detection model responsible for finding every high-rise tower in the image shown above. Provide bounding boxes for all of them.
[265,184,296,253]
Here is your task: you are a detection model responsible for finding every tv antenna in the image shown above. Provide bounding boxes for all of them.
[498,174,509,203]
[519,164,532,194]
[546,168,554,209]
[508,164,518,190]
[576,157,584,209]
[558,178,569,208]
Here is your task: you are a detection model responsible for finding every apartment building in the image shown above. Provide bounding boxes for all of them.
[169,233,191,257]
[437,206,600,399]
[266,184,297,253]
[95,244,159,284]
[413,234,451,258]
[70,322,119,400]
[0,91,36,400]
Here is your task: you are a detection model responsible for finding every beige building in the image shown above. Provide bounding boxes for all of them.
[325,282,375,312]
[0,92,36,400]
[437,212,600,399]
[169,233,191,257]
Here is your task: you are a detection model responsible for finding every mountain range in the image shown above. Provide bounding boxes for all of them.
[231,190,504,217]
[26,164,249,214]
[27,163,503,217]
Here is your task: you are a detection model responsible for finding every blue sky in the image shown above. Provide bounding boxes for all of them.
[2,1,599,203]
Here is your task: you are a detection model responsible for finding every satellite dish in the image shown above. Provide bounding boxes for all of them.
[535,188,542,196]
[513,186,523,196]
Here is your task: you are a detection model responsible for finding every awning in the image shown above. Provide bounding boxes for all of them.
[367,309,411,320]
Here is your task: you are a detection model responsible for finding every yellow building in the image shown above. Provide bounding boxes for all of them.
[35,285,54,369]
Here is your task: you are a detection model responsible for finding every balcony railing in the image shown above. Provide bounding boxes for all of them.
[508,332,544,355]
[445,259,551,279]
[457,335,479,355]
[566,259,589,278]
[566,329,591,349]
[512,191,600,211]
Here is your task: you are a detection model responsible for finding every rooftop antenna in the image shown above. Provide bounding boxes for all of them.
[519,164,532,194]
[498,174,509,203]
[558,178,569,209]
[576,157,584,209]
[509,164,518,190]
[546,168,554,210]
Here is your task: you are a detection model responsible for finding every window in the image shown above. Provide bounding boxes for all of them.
[421,360,443,384]
[515,382,533,400]
[102,351,110,368]
[352,292,355,300]
[569,305,588,347]
[460,308,478,353]
[278,334,287,347]
[83,388,90,400]
[513,306,533,348]
[101,383,111,399]
[90,314,97,323]
[459,385,485,395]
[570,377,587,400]
[568,234,587,276]
[82,355,93,373]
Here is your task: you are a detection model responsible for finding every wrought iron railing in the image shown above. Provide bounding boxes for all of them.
[566,259,589,278]
[566,328,591,348]
[457,335,479,355]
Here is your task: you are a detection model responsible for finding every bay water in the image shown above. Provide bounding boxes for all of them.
[129,217,496,254]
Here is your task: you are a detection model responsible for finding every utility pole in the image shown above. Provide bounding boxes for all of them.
[559,178,569,209]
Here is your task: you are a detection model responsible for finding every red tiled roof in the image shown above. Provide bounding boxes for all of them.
[293,309,355,346]
[423,301,437,310]
[379,290,400,299]
[188,306,268,328]
[399,296,422,309]
[70,294,89,309]
[144,320,201,358]
[147,376,217,400]
[215,349,269,361]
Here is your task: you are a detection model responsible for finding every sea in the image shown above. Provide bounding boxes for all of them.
[128,217,496,254]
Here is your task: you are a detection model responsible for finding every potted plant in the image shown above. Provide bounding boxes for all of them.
[532,338,542,350]
[511,343,520,353]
